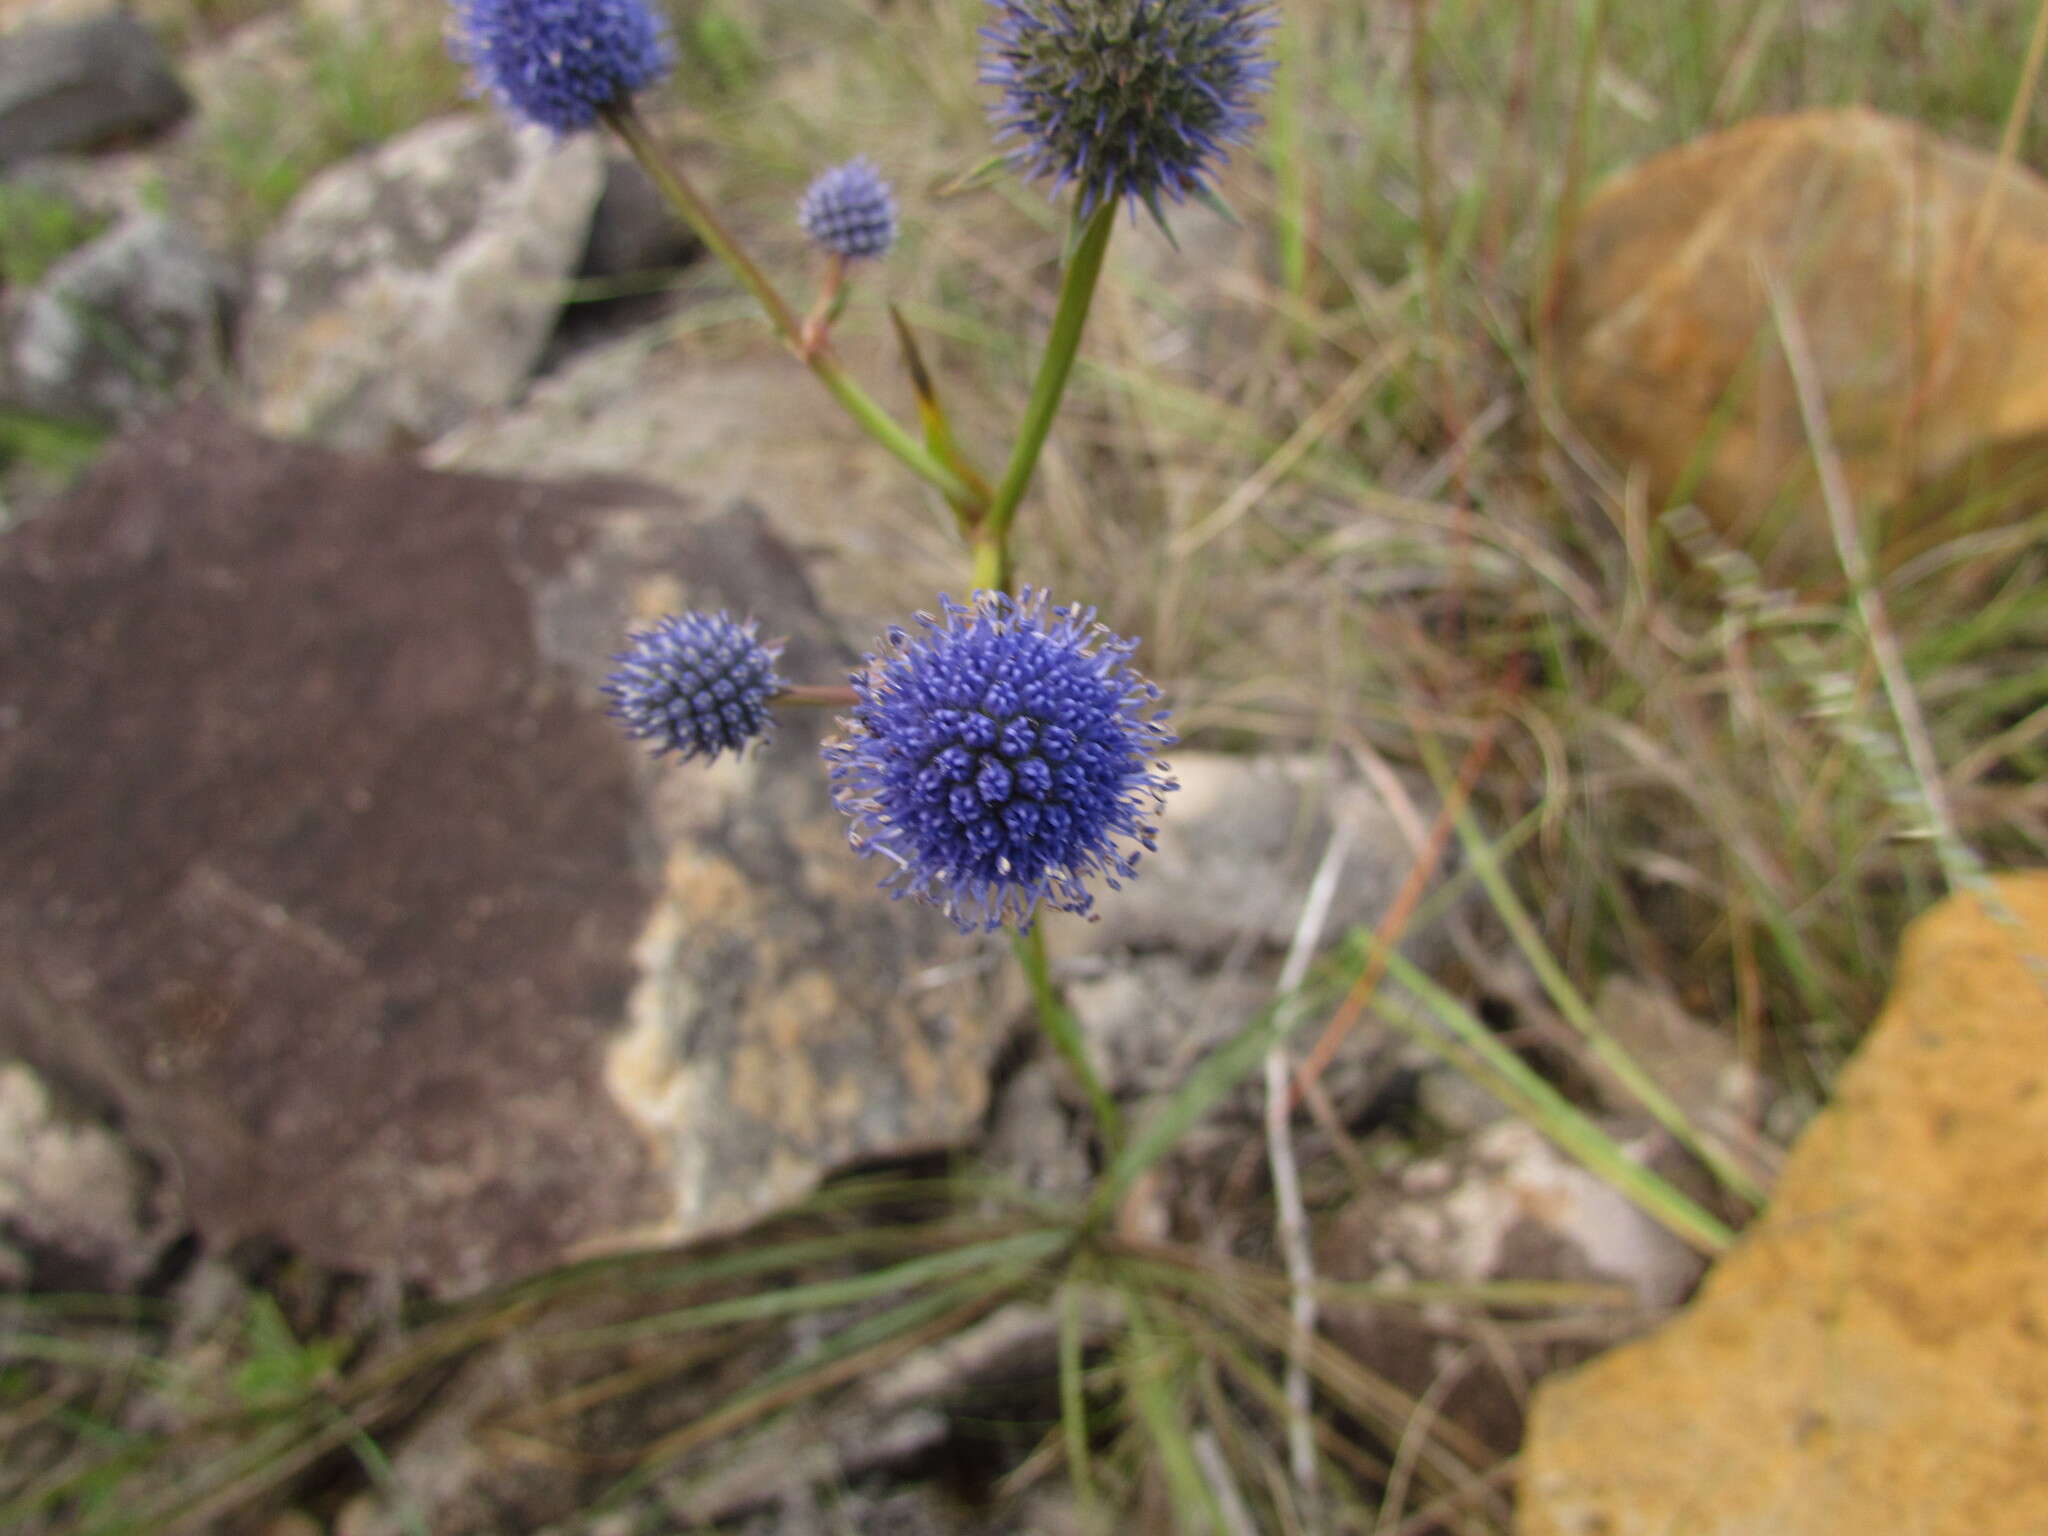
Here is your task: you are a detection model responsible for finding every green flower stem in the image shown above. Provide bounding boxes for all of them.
[971,206,1122,1156]
[813,353,981,510]
[1015,926,1124,1157]
[971,528,1011,594]
[603,100,979,510]
[982,201,1118,556]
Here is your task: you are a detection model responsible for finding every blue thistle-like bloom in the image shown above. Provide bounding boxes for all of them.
[448,0,672,135]
[604,612,784,763]
[981,0,1274,218]
[798,158,899,261]
[823,589,1177,933]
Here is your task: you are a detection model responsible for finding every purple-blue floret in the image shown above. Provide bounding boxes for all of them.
[824,589,1177,932]
[798,158,899,261]
[604,611,784,763]
[448,0,672,135]
[981,0,1274,218]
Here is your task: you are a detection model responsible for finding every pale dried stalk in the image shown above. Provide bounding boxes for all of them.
[1265,820,1356,1527]
[1758,261,1979,896]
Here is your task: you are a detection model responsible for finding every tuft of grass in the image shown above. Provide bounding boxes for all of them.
[0,184,106,290]
[0,409,110,521]
[664,0,767,100]
[197,8,463,236]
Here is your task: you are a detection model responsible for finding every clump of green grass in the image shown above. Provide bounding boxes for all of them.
[0,183,106,290]
[197,8,463,237]
[0,1022,1649,1535]
[663,0,767,100]
[0,409,110,522]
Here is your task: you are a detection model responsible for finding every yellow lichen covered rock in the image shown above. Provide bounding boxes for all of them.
[1550,109,2048,577]
[1518,874,2048,1536]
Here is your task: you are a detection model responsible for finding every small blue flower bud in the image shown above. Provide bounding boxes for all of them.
[798,158,899,261]
[981,0,1275,219]
[604,612,784,763]
[823,589,1177,932]
[449,0,672,136]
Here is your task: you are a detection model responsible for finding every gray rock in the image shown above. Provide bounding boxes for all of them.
[981,1059,1090,1197]
[1064,952,1271,1097]
[582,152,697,282]
[0,1059,167,1288]
[0,407,1001,1297]
[1056,941,1417,1144]
[1593,977,1770,1154]
[0,10,190,168]
[1414,1060,1511,1135]
[240,113,602,451]
[1071,750,1449,960]
[538,155,702,370]
[1344,1119,1702,1310]
[426,328,970,636]
[1018,753,1458,1134]
[1319,1117,1704,1454]
[5,210,234,423]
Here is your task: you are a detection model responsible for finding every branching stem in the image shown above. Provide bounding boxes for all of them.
[602,99,980,509]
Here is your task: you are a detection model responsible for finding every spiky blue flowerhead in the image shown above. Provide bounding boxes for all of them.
[798,158,899,261]
[604,612,784,763]
[824,590,1177,933]
[448,0,672,135]
[981,0,1274,219]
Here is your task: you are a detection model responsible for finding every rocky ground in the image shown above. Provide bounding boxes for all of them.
[2,4,2046,1535]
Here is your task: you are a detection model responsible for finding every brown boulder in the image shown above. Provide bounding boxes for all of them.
[0,408,999,1297]
[1550,109,2048,576]
[1517,874,2048,1536]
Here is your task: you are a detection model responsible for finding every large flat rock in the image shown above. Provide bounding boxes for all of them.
[0,408,1000,1297]
[1518,874,2048,1536]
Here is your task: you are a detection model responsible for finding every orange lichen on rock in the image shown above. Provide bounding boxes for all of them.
[1518,873,2048,1536]
[1550,110,2048,578]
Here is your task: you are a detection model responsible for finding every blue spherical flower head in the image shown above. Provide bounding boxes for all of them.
[981,0,1275,219]
[604,611,784,763]
[798,158,899,261]
[449,0,672,135]
[824,589,1177,933]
